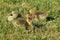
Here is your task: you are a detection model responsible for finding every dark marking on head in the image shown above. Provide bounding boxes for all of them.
[10,14,13,16]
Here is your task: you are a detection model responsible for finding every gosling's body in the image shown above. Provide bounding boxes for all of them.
[12,18,33,29]
[35,11,48,20]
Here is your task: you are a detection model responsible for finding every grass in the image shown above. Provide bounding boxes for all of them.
[0,0,60,40]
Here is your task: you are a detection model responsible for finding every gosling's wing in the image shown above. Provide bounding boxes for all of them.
[14,18,29,26]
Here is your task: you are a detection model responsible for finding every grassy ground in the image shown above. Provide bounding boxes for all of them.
[0,0,60,40]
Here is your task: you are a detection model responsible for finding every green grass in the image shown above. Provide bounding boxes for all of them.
[0,0,60,40]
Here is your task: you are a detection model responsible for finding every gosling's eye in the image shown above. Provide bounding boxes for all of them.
[10,14,13,16]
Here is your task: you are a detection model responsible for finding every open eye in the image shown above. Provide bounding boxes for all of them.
[10,14,13,16]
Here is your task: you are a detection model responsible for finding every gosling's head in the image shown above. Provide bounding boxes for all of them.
[11,11,18,18]
[7,11,19,21]
[28,9,36,14]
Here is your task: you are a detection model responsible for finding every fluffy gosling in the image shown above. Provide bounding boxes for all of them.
[7,11,34,30]
[28,9,49,20]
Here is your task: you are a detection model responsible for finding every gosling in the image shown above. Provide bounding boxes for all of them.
[28,9,49,21]
[28,9,55,22]
[7,11,34,30]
